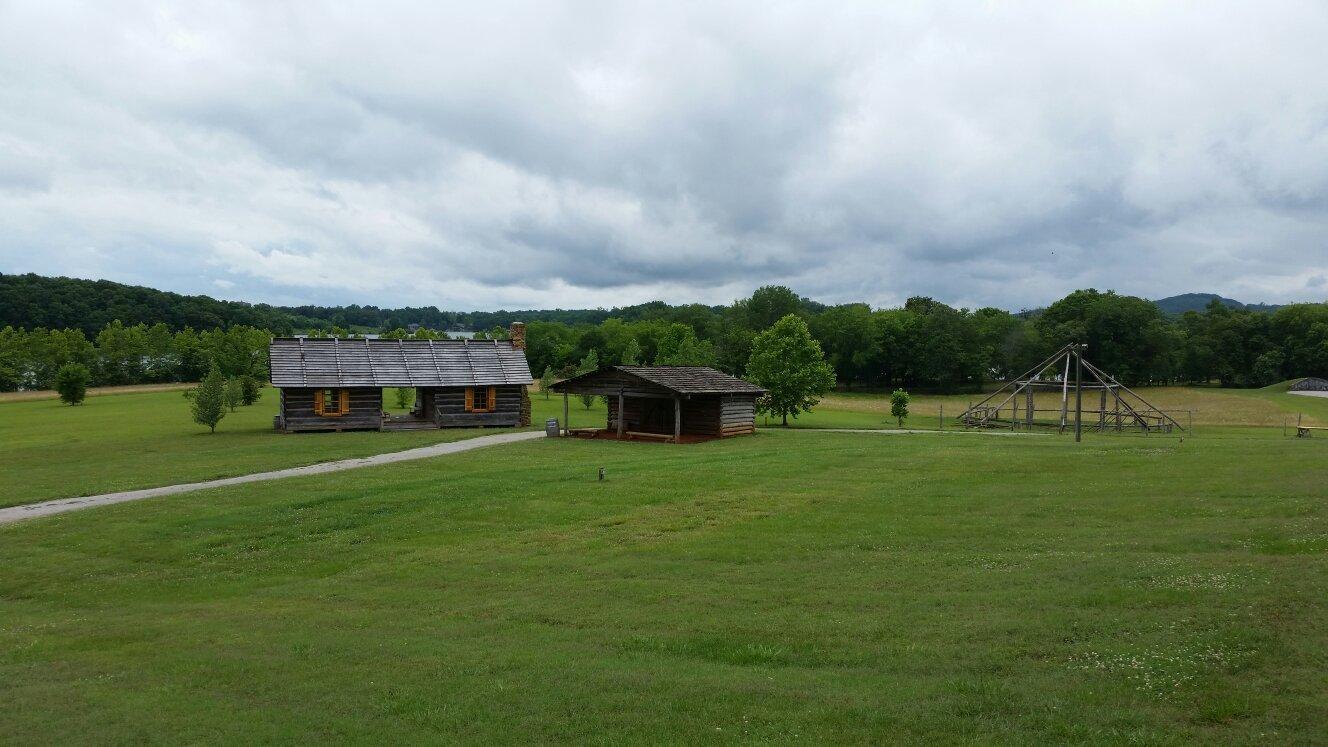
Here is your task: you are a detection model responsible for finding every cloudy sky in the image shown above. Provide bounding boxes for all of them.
[2,2,1327,312]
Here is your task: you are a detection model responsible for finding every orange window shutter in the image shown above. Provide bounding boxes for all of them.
[465,387,474,412]
[314,389,324,415]
[339,389,350,413]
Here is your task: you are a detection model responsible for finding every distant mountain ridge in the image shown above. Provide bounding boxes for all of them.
[1152,293,1283,315]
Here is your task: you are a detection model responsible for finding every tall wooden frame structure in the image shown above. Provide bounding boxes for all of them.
[957,343,1183,439]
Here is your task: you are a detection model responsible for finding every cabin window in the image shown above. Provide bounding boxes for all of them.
[465,386,496,413]
[314,388,350,417]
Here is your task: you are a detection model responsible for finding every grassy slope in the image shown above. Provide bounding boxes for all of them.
[0,387,605,508]
[1,429,1325,742]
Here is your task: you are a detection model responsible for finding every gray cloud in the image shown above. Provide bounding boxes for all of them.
[2,1,1327,311]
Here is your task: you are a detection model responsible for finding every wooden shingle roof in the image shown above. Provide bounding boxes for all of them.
[553,365,765,395]
[268,338,533,388]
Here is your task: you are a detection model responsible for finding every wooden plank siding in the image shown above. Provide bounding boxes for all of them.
[279,387,383,432]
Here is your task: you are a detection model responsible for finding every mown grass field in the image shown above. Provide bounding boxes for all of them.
[0,387,604,508]
[1,422,1326,742]
[3,380,1325,509]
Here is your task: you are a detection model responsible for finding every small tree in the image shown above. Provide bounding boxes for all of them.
[54,363,90,406]
[577,349,599,410]
[191,362,227,433]
[540,366,557,400]
[394,386,414,409]
[889,388,910,427]
[239,375,262,406]
[621,338,642,366]
[224,377,243,412]
[745,314,835,426]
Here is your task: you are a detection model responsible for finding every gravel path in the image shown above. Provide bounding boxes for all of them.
[0,430,545,526]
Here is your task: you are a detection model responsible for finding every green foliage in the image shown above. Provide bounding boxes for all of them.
[239,375,262,406]
[0,272,294,336]
[577,349,599,409]
[620,338,642,366]
[53,363,90,405]
[223,377,243,412]
[394,387,414,410]
[190,363,227,433]
[540,367,557,399]
[889,388,910,426]
[653,324,717,367]
[746,315,836,425]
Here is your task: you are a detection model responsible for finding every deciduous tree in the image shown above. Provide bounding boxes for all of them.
[890,388,910,427]
[540,366,557,399]
[746,315,835,426]
[577,349,599,409]
[191,362,226,433]
[224,377,243,412]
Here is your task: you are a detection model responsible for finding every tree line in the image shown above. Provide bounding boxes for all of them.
[521,287,1328,390]
[1,272,724,336]
[1,281,1325,394]
[0,322,269,391]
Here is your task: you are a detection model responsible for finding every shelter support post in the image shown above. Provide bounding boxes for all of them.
[674,397,681,443]
[617,391,624,437]
[563,391,569,437]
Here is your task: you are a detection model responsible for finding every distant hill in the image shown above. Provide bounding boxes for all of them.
[0,272,722,335]
[1152,293,1282,315]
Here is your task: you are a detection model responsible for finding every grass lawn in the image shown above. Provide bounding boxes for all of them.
[1,427,1325,742]
[0,386,604,508]
[790,385,1328,432]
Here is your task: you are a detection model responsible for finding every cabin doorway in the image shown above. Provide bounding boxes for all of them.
[381,387,438,431]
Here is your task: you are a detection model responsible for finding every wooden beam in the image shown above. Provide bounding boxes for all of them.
[563,391,569,437]
[617,391,625,437]
[674,397,681,443]
[1059,352,1071,433]
[1074,347,1083,443]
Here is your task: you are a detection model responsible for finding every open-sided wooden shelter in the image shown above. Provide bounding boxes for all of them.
[550,366,765,442]
[268,324,533,433]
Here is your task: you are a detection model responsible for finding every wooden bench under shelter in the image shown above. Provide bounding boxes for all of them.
[550,366,765,443]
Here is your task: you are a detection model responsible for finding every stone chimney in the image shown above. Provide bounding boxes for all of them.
[509,321,526,350]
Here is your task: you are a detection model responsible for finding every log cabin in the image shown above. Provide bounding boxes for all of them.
[268,323,533,433]
[550,366,765,442]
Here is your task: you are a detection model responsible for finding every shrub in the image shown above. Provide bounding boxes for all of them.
[54,363,90,406]
[394,387,414,409]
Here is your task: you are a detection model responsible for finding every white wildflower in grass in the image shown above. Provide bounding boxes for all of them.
[1068,640,1256,699]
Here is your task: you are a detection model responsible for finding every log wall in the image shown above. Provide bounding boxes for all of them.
[604,393,758,438]
[430,385,525,428]
[279,387,383,432]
